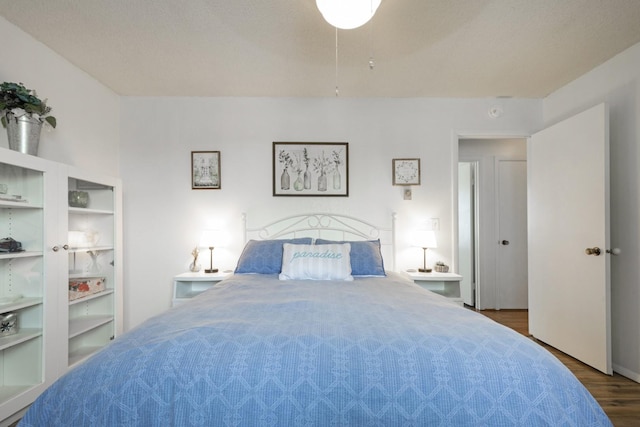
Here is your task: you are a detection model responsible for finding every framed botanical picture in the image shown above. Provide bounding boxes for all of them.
[393,158,421,185]
[191,151,221,189]
[273,142,348,196]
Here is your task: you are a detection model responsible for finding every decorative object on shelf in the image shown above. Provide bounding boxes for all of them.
[87,250,102,273]
[393,158,421,185]
[69,277,106,301]
[0,312,18,336]
[68,190,89,208]
[413,229,437,273]
[189,246,201,272]
[434,261,449,273]
[0,237,23,253]
[0,195,26,203]
[200,229,222,273]
[316,0,381,30]
[68,230,99,248]
[191,151,221,189]
[273,142,348,197]
[0,82,57,156]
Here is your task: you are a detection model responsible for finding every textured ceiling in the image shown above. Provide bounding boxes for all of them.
[1,0,640,98]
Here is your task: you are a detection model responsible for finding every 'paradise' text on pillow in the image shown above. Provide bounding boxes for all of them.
[279,243,353,281]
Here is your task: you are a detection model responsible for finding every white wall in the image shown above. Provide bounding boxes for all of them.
[120,97,541,328]
[0,17,120,176]
[543,42,640,381]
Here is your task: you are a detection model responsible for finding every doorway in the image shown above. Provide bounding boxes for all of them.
[458,138,527,310]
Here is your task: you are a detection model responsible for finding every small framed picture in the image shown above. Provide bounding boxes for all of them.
[192,151,221,189]
[393,158,421,185]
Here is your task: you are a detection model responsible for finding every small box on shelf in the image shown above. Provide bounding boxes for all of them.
[69,277,106,301]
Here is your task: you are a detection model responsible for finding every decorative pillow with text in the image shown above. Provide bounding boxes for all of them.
[279,243,353,281]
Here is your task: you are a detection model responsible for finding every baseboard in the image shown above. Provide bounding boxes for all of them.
[613,363,640,383]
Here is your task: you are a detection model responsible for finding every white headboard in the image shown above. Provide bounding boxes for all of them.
[242,212,396,271]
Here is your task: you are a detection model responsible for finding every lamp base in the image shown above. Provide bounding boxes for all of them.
[204,268,219,274]
[418,268,432,273]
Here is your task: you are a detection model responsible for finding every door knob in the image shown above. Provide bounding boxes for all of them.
[585,247,601,256]
[501,240,510,245]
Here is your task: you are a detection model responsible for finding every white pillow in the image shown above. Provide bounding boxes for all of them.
[279,243,353,281]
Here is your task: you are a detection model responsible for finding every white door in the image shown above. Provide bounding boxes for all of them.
[496,158,528,309]
[528,103,611,374]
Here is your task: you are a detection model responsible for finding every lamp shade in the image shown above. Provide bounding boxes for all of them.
[414,230,437,249]
[316,0,381,30]
[199,229,222,248]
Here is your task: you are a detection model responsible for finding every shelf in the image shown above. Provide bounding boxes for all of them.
[68,272,110,280]
[69,315,113,339]
[406,271,462,281]
[68,245,113,253]
[0,251,43,260]
[178,290,205,299]
[68,345,104,366]
[0,200,41,209]
[0,297,42,313]
[0,329,42,352]
[68,289,113,306]
[174,271,231,281]
[0,385,37,405]
[69,207,114,215]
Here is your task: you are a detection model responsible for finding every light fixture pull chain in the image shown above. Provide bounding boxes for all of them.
[368,7,375,70]
[335,27,339,97]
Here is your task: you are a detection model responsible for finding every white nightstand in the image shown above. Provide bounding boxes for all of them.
[405,271,464,306]
[172,271,231,307]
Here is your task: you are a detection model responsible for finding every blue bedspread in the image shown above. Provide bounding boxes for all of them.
[20,273,611,426]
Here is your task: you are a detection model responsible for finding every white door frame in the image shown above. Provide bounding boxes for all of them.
[452,133,529,310]
[458,160,480,307]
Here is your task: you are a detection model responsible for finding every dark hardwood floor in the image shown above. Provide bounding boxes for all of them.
[477,308,640,427]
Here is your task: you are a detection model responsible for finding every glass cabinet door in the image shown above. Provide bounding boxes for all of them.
[64,170,121,368]
[0,151,50,413]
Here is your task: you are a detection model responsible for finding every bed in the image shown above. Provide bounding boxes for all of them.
[19,213,611,426]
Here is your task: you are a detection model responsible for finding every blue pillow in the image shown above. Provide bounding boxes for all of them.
[234,238,313,274]
[315,239,386,276]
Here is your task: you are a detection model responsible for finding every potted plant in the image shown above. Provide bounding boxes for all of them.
[0,82,56,156]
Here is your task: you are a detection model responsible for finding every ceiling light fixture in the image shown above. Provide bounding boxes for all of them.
[316,0,381,30]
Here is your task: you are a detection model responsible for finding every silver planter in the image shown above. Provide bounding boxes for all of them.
[5,113,42,156]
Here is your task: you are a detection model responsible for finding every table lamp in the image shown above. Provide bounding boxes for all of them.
[414,230,437,273]
[199,229,220,273]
